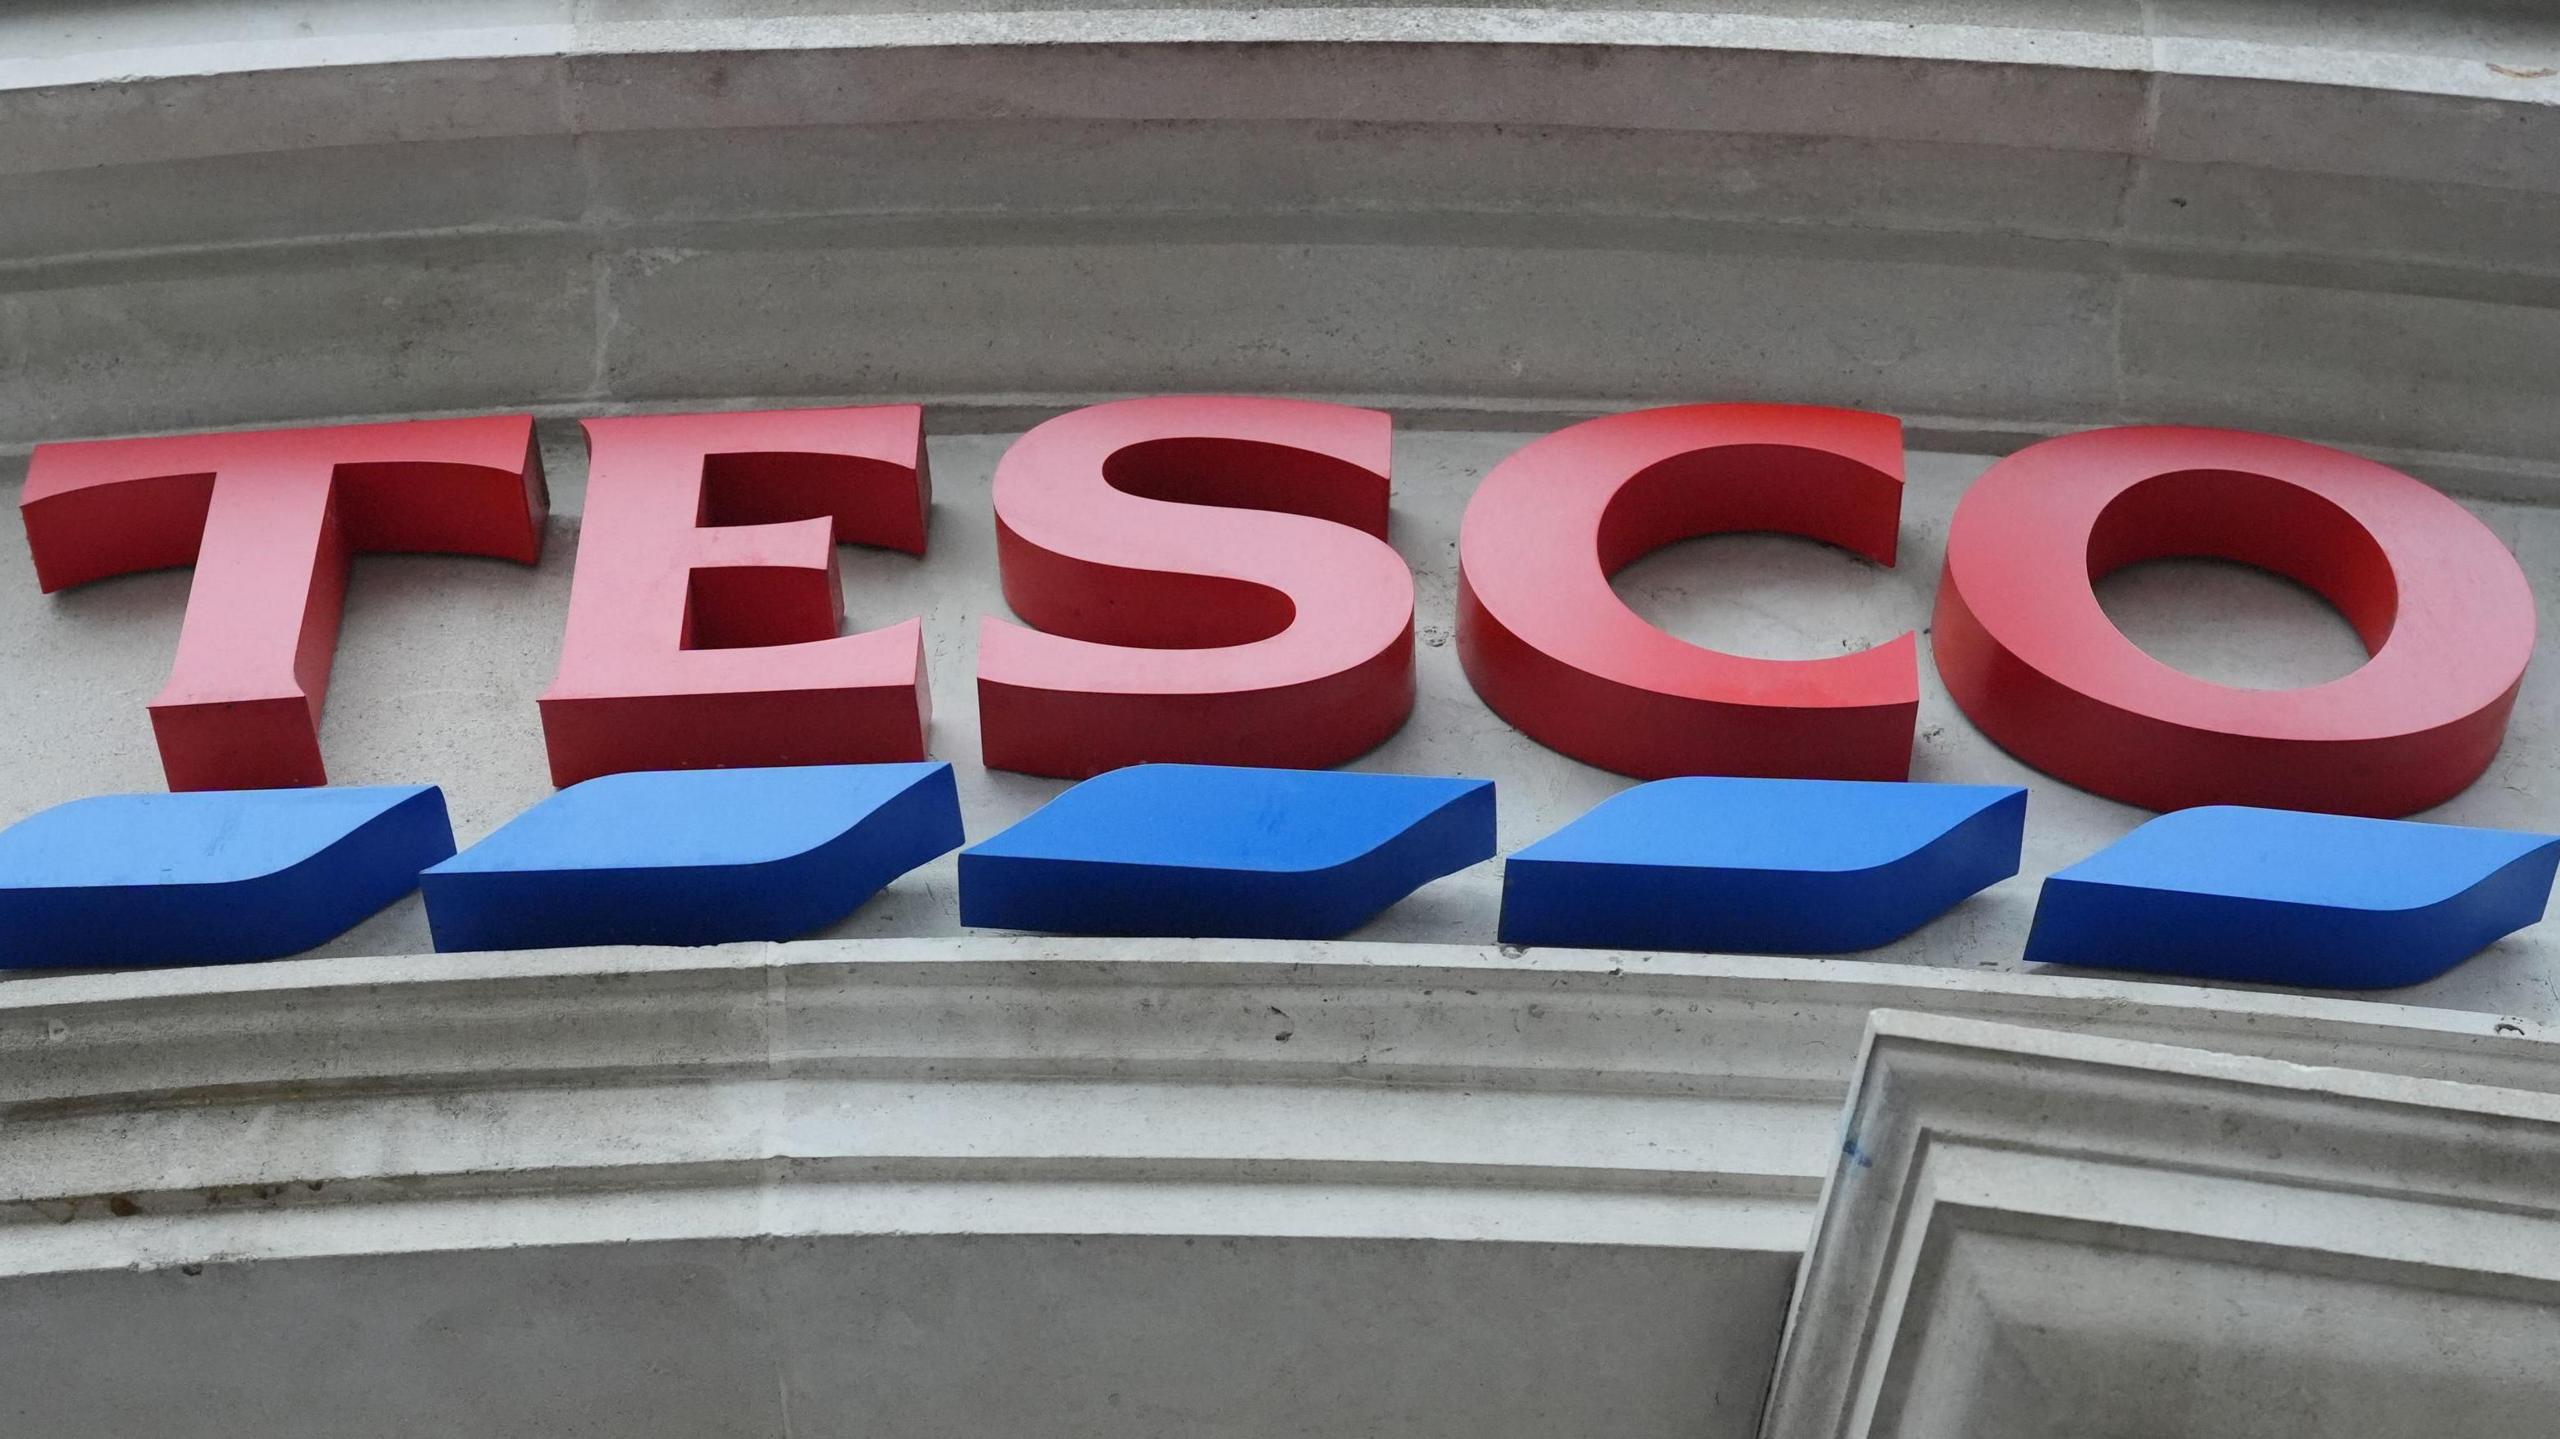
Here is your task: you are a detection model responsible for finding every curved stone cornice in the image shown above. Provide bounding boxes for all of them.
[0,5,2556,490]
[2,937,2552,1279]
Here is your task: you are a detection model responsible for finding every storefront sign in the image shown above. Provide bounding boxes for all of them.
[6,399,2552,981]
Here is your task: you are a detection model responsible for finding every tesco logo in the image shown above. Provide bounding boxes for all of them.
[19,397,2534,817]
[6,398,2551,989]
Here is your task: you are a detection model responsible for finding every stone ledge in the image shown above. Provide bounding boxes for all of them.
[0,939,2550,1279]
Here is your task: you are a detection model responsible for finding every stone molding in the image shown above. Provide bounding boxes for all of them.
[1,5,2558,488]
[1763,1009,2560,1438]
[2,938,2553,1282]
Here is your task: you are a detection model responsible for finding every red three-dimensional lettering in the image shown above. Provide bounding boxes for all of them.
[1934,426,2536,816]
[1456,403,1916,779]
[19,417,546,791]
[539,406,930,787]
[977,396,1414,777]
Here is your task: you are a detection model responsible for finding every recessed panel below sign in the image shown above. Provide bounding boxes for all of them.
[959,764,1495,939]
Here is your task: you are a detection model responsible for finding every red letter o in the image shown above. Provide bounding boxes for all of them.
[1933,426,2535,816]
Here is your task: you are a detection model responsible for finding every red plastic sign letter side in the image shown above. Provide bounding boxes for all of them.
[20,417,546,791]
[1932,425,2536,815]
[1456,403,1916,779]
[540,406,931,787]
[977,396,1414,777]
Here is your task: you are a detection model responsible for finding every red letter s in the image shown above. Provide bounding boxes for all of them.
[977,397,1414,777]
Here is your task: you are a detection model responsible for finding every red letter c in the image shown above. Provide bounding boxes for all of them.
[1456,403,1916,780]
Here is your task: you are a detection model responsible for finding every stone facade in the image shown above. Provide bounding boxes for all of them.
[4,4,2559,1434]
